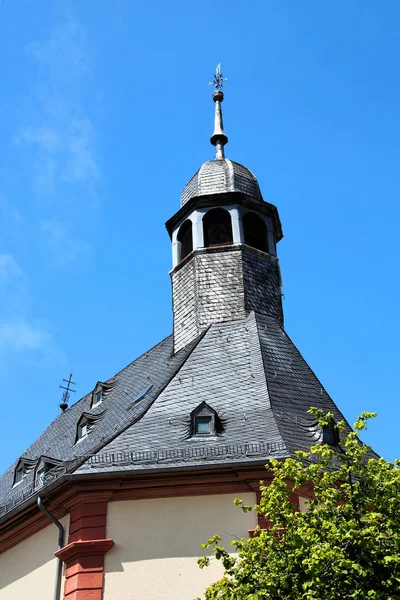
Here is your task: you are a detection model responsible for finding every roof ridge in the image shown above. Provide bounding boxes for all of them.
[254,312,354,454]
[250,312,288,454]
[260,313,349,419]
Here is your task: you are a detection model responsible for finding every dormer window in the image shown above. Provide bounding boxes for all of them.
[322,423,339,446]
[34,457,63,489]
[75,410,105,444]
[91,382,107,409]
[190,402,224,438]
[13,458,35,487]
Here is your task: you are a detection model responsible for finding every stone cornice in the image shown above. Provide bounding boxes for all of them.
[55,538,114,563]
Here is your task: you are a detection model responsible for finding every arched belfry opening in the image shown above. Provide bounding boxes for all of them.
[243,212,269,253]
[177,220,193,262]
[203,208,233,248]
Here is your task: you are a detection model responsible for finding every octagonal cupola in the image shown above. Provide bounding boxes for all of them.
[166,67,284,353]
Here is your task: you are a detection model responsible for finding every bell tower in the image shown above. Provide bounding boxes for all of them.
[166,67,284,353]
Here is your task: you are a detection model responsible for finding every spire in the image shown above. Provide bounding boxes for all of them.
[209,64,228,159]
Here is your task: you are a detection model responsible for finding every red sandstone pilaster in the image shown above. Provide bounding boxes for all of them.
[248,485,300,536]
[55,497,114,600]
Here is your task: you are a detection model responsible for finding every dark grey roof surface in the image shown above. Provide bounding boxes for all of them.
[76,312,351,475]
[0,335,197,514]
[0,311,352,517]
[181,159,263,206]
[254,313,353,453]
[76,313,286,475]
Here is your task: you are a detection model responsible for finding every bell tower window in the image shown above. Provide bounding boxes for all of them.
[177,220,193,262]
[203,208,233,248]
[243,212,269,253]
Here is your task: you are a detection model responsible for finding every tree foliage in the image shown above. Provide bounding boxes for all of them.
[197,410,400,599]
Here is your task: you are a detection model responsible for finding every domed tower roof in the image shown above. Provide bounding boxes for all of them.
[181,159,263,206]
[181,66,263,208]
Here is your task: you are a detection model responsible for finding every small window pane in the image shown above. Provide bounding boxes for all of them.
[134,385,153,404]
[80,422,88,437]
[195,416,211,434]
[323,425,338,446]
[37,469,45,487]
[94,391,102,404]
[16,468,24,482]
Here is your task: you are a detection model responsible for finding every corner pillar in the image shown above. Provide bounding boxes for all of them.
[246,480,299,537]
[55,494,114,600]
[228,206,244,244]
[192,210,205,249]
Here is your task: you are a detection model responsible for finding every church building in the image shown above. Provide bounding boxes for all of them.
[0,71,352,600]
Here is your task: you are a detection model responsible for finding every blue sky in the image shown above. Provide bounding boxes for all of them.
[0,0,399,473]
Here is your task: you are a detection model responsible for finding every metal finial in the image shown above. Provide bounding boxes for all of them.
[209,64,228,159]
[209,63,227,90]
[59,372,76,412]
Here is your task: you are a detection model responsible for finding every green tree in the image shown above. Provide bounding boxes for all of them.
[197,410,400,600]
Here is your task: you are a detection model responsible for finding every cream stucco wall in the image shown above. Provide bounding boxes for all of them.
[0,514,69,600]
[299,496,310,512]
[104,492,257,600]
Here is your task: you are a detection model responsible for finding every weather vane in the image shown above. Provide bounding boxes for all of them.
[59,372,76,412]
[209,63,227,90]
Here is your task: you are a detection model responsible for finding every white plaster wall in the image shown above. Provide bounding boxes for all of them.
[0,514,69,600]
[104,492,257,600]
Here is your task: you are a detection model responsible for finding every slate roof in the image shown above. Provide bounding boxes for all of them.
[76,312,352,476]
[0,334,199,517]
[0,311,353,519]
[181,159,263,206]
